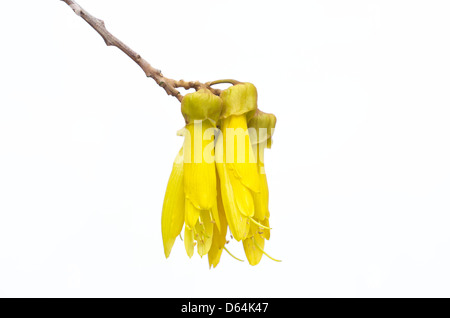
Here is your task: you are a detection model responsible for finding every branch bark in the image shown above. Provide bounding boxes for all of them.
[61,0,204,102]
[61,0,235,102]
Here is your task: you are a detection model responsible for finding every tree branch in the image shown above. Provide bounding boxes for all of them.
[61,0,193,102]
[61,0,235,102]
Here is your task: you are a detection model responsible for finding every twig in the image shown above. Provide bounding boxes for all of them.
[61,0,237,102]
[61,0,201,102]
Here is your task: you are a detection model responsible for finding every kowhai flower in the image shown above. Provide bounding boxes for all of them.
[245,109,277,265]
[216,83,279,265]
[215,83,261,242]
[161,89,222,259]
[161,82,279,267]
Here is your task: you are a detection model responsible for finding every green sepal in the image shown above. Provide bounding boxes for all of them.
[247,110,277,146]
[181,89,223,126]
[220,82,258,119]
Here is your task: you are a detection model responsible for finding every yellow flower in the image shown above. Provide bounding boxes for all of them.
[207,175,228,268]
[161,147,185,258]
[215,83,261,243]
[162,83,280,267]
[244,110,277,265]
[161,89,223,259]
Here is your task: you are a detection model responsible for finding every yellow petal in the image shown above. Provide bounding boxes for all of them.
[229,170,255,217]
[195,210,214,257]
[208,231,222,268]
[185,198,200,230]
[215,132,249,241]
[219,114,261,225]
[222,115,260,193]
[208,181,229,268]
[262,218,271,240]
[211,201,221,233]
[184,226,195,258]
[183,122,217,211]
[161,148,185,258]
[208,225,225,268]
[214,172,227,234]
[243,224,265,266]
[252,143,270,220]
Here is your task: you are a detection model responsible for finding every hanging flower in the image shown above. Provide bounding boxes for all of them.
[60,1,281,268]
[215,83,261,242]
[162,83,279,267]
[244,109,278,265]
[161,147,185,258]
[161,89,222,259]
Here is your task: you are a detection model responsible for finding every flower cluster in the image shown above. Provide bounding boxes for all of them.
[161,82,278,267]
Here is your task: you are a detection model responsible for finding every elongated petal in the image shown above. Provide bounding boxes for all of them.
[211,201,221,233]
[195,210,214,257]
[183,122,217,211]
[243,224,265,266]
[217,163,249,241]
[184,226,195,258]
[262,218,270,240]
[184,161,216,210]
[161,148,185,258]
[219,115,261,224]
[252,144,270,220]
[208,227,224,268]
[222,115,260,193]
[215,132,249,241]
[208,177,229,268]
[185,198,200,230]
[229,171,254,217]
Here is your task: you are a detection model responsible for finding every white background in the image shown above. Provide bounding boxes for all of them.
[1,0,450,297]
